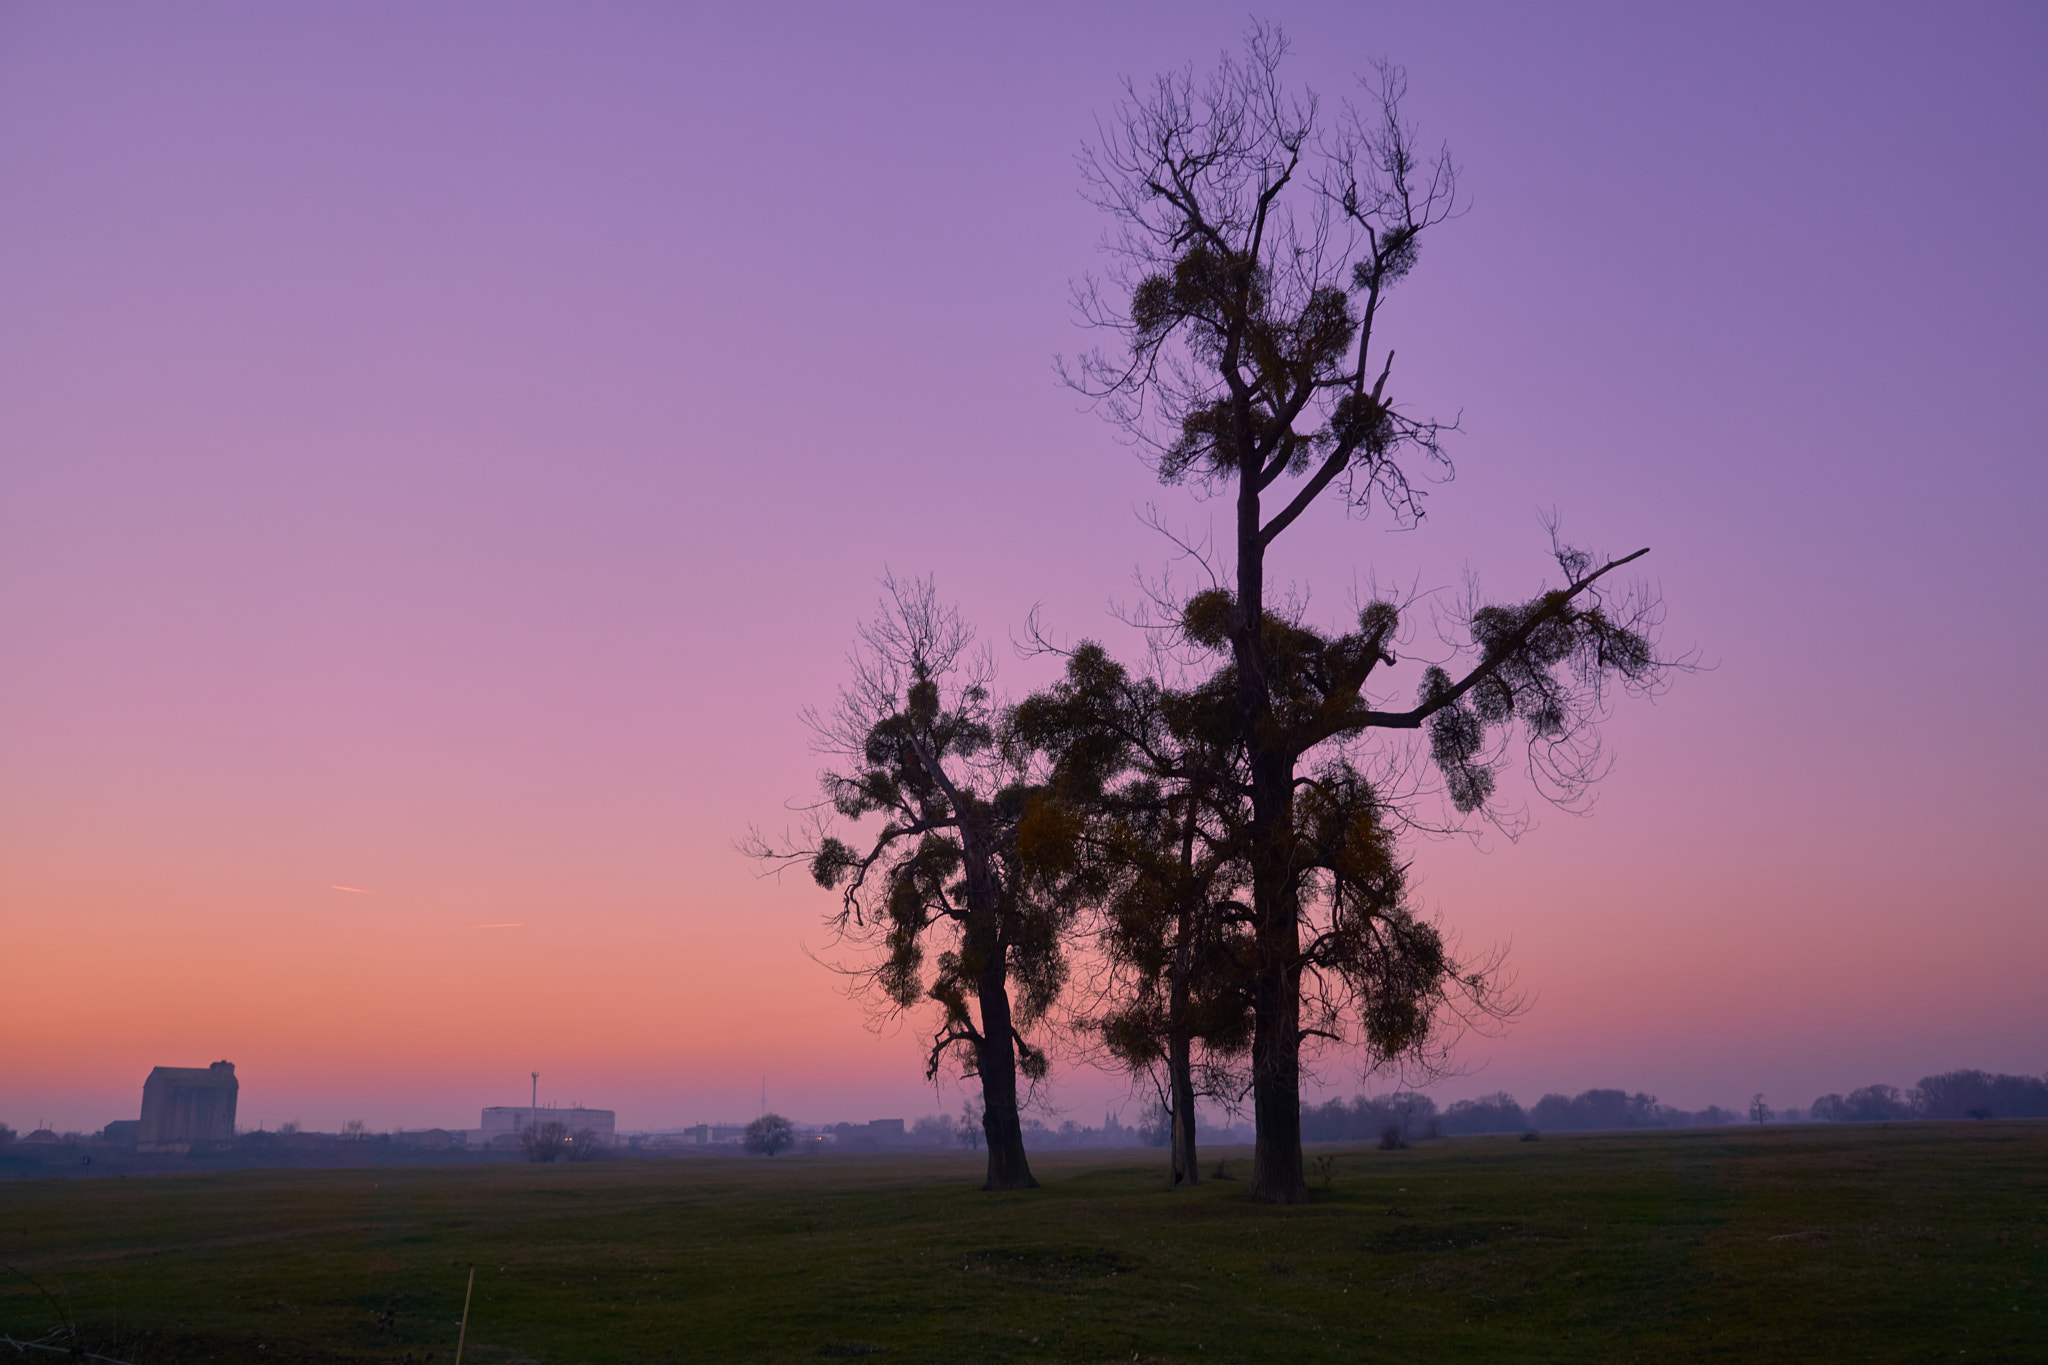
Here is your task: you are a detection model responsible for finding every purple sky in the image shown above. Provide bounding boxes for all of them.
[3,2,2043,1134]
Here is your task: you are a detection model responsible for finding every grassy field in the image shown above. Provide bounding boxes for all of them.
[1,1123,2041,1363]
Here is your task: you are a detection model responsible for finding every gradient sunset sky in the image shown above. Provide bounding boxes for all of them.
[3,2,2042,1135]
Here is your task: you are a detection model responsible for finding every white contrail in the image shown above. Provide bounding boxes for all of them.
[332,885,373,894]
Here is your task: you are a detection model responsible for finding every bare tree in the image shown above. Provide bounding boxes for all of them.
[1066,24,1674,1201]
[521,1120,568,1163]
[910,1114,957,1147]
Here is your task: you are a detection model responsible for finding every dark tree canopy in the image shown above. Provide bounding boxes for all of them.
[744,1113,796,1157]
[1010,640,1507,1188]
[1010,646,1253,1186]
[756,577,1080,1191]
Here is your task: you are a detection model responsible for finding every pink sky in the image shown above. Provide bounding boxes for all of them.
[3,2,2043,1135]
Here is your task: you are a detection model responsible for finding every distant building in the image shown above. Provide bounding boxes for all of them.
[101,1120,140,1144]
[478,1105,616,1146]
[138,1061,239,1146]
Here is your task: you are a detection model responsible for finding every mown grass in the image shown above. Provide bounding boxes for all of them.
[1,1123,2041,1363]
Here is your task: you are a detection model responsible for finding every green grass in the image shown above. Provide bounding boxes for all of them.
[2,1123,2042,1363]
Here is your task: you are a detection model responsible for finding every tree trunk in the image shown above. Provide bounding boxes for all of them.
[1247,946,1306,1202]
[974,949,1039,1192]
[1167,947,1199,1187]
[1237,442,1309,1201]
[1247,752,1307,1202]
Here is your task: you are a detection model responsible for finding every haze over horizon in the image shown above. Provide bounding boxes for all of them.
[4,2,2043,1136]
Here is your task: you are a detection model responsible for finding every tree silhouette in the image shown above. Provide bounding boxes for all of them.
[744,1114,796,1156]
[1066,24,1673,1201]
[1011,646,1251,1187]
[520,1120,568,1163]
[754,578,1078,1190]
[1013,641,1509,1189]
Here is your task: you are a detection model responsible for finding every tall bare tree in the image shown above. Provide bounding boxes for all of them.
[1068,25,1672,1201]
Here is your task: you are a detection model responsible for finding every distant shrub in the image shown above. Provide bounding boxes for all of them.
[522,1120,569,1162]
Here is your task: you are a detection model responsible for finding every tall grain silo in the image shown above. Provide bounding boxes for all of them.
[138,1060,240,1145]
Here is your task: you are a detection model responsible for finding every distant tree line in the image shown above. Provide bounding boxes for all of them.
[1022,1115,1148,1151]
[1523,1091,1747,1131]
[1300,1092,1445,1142]
[1289,1070,2048,1138]
[1137,1105,1253,1148]
[1809,1071,2048,1123]
[1300,1088,1745,1139]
